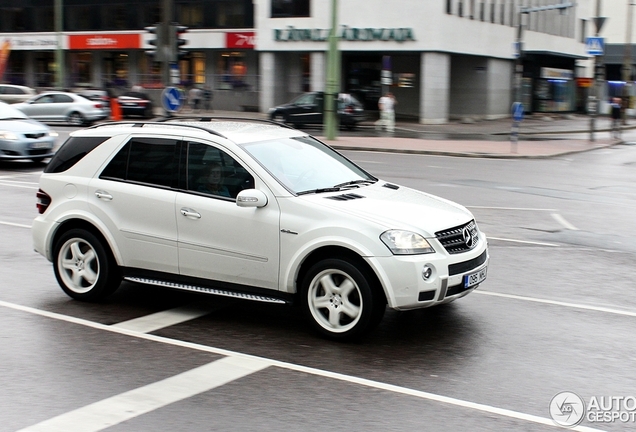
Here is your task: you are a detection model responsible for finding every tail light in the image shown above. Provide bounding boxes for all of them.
[345,105,353,114]
[36,189,51,214]
[94,103,103,109]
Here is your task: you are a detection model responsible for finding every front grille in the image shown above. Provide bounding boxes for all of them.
[28,149,49,156]
[25,133,46,139]
[435,220,479,254]
[448,250,488,276]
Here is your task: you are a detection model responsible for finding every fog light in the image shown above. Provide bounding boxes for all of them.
[422,265,432,280]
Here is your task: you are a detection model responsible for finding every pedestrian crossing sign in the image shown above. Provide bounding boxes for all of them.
[586,37,604,56]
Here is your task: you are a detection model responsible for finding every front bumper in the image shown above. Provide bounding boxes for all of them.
[368,238,489,310]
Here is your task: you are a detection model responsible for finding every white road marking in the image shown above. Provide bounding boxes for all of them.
[0,220,31,229]
[475,290,636,318]
[0,300,606,432]
[467,206,557,211]
[551,213,579,230]
[0,181,38,190]
[487,236,559,247]
[111,305,212,333]
[17,356,270,432]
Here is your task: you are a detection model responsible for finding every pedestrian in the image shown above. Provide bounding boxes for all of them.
[611,97,622,138]
[188,86,202,112]
[203,86,213,111]
[375,92,397,132]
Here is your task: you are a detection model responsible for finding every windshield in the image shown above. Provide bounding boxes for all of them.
[242,136,376,194]
[0,102,29,120]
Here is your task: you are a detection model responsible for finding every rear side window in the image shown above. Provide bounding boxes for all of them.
[44,136,110,173]
[100,137,178,188]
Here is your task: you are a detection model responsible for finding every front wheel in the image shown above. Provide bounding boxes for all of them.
[301,258,385,340]
[53,229,121,301]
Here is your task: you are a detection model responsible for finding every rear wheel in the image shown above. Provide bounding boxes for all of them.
[53,229,121,301]
[301,258,385,340]
[67,111,85,126]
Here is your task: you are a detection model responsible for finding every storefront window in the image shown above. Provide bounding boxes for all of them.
[178,2,204,27]
[272,0,310,18]
[217,52,248,90]
[71,52,92,86]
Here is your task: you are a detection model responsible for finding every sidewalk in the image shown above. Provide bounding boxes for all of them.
[163,109,628,158]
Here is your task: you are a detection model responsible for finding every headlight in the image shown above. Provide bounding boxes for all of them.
[0,131,18,140]
[380,230,435,255]
[49,131,58,138]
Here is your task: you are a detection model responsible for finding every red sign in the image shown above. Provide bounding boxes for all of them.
[69,34,141,50]
[225,32,255,49]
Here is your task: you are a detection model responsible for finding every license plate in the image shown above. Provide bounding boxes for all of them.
[30,142,51,149]
[464,266,487,288]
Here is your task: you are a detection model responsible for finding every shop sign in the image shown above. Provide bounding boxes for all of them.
[4,35,58,50]
[69,34,141,50]
[226,32,255,49]
[274,26,415,43]
[540,67,573,80]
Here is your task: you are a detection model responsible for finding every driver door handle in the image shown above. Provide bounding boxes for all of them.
[180,208,201,219]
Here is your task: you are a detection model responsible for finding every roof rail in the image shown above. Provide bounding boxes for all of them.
[86,120,227,139]
[156,115,297,130]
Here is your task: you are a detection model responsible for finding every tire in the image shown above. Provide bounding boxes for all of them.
[67,111,85,126]
[53,229,121,301]
[301,258,386,340]
[272,113,287,124]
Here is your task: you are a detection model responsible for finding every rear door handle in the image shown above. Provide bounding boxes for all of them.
[180,208,201,219]
[95,190,113,200]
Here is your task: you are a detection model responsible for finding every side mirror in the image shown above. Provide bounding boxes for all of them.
[236,189,268,208]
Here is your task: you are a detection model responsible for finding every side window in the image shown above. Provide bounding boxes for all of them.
[186,141,254,199]
[33,95,53,104]
[100,137,178,188]
[53,94,73,103]
[45,136,110,173]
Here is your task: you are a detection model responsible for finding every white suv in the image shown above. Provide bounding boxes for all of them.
[32,119,488,339]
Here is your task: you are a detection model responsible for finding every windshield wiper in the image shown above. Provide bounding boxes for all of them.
[297,187,342,195]
[333,179,376,189]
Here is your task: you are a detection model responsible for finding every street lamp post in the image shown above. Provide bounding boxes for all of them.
[590,0,606,142]
[55,0,65,89]
[622,0,635,124]
[323,0,339,141]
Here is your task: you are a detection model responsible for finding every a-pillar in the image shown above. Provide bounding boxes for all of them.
[420,52,450,124]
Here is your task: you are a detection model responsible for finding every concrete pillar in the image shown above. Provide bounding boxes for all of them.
[259,52,276,113]
[420,52,450,124]
[486,58,512,119]
[310,52,325,92]
[25,51,35,88]
[92,51,103,88]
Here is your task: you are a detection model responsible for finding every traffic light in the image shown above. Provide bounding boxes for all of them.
[170,23,189,61]
[145,24,165,62]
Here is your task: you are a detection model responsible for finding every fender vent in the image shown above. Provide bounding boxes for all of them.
[326,193,365,201]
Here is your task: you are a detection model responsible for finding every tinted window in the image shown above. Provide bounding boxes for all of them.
[53,94,73,103]
[101,137,178,188]
[44,136,110,173]
[186,141,253,199]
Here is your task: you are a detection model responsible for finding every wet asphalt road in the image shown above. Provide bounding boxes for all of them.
[1,126,635,431]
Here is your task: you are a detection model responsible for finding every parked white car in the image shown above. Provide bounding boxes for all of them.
[32,119,488,339]
[14,91,108,126]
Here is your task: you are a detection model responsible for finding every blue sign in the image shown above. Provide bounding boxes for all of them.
[162,86,184,113]
[586,37,604,56]
[512,102,524,122]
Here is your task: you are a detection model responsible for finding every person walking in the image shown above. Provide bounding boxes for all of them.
[611,97,622,139]
[189,86,202,113]
[203,86,213,111]
[375,92,397,132]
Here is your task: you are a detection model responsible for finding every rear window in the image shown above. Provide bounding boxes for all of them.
[44,136,110,173]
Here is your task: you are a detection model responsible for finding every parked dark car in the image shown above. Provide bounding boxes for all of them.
[118,91,154,118]
[268,92,366,130]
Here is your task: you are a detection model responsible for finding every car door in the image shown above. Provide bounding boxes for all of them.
[88,136,180,273]
[288,92,319,125]
[21,94,55,120]
[51,93,75,121]
[176,141,281,290]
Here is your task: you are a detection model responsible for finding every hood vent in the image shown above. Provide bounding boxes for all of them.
[383,183,399,190]
[326,193,365,201]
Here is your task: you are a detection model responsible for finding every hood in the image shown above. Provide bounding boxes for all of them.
[300,181,474,237]
[0,118,50,134]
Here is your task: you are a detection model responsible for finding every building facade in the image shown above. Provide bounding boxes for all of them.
[0,0,603,121]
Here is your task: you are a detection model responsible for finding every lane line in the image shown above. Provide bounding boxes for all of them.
[0,220,31,229]
[475,290,636,317]
[17,356,270,432]
[0,182,39,190]
[0,300,605,432]
[487,236,559,247]
[467,206,557,211]
[551,213,579,230]
[111,305,213,333]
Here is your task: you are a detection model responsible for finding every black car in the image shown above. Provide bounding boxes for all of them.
[118,91,154,118]
[269,92,366,130]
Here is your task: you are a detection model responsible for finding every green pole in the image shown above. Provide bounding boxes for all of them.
[55,0,64,89]
[324,0,339,140]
